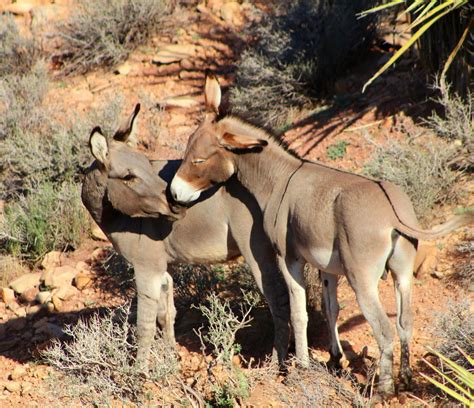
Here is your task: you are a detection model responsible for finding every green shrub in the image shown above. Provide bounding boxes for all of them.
[1,181,90,261]
[364,138,461,221]
[327,140,349,160]
[54,0,172,75]
[0,14,41,76]
[230,0,377,126]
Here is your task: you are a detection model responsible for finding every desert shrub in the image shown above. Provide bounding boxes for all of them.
[424,80,474,170]
[450,234,474,288]
[364,138,461,221]
[432,301,473,369]
[42,303,178,404]
[0,14,41,76]
[279,358,365,407]
[230,0,377,126]
[0,255,28,287]
[1,181,89,262]
[54,0,172,75]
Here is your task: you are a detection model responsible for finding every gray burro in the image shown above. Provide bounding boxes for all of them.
[81,104,290,370]
[169,74,474,398]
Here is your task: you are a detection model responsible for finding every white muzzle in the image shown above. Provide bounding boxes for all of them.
[170,175,202,203]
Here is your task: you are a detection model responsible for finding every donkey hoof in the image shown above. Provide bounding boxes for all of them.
[375,381,395,401]
[398,368,413,392]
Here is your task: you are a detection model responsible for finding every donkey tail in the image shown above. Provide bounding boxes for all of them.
[394,212,474,241]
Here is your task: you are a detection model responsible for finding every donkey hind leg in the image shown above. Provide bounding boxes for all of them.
[245,253,290,367]
[134,265,167,371]
[348,269,395,397]
[321,272,343,369]
[156,271,177,347]
[388,235,416,391]
[277,256,309,367]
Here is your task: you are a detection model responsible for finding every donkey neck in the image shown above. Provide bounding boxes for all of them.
[233,136,302,207]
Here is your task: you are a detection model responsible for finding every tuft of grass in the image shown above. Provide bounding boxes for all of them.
[364,137,461,221]
[0,255,28,288]
[54,0,172,75]
[327,140,349,160]
[230,0,377,126]
[432,301,473,370]
[0,14,41,76]
[42,303,178,404]
[450,235,474,288]
[1,181,90,262]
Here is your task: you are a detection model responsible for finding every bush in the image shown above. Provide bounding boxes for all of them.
[230,0,377,127]
[432,301,473,370]
[1,181,90,262]
[0,14,41,76]
[54,0,172,75]
[450,235,474,288]
[364,137,461,221]
[42,303,178,404]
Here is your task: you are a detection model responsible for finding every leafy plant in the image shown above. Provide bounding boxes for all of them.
[360,0,473,92]
[421,347,474,406]
[326,140,349,160]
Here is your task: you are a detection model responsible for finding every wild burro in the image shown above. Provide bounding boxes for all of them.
[170,75,474,398]
[81,104,290,370]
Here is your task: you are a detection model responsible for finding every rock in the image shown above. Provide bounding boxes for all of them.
[21,381,32,396]
[152,44,196,64]
[91,223,108,241]
[431,271,444,279]
[158,96,199,108]
[45,322,65,339]
[74,274,92,291]
[10,366,27,381]
[50,265,77,289]
[53,284,79,300]
[33,317,48,330]
[179,58,193,70]
[75,261,90,273]
[5,381,21,393]
[51,296,62,312]
[9,272,41,294]
[414,241,438,278]
[40,267,54,288]
[27,305,42,315]
[13,307,27,318]
[220,2,241,25]
[46,302,54,313]
[0,288,15,304]
[36,291,52,305]
[114,62,132,75]
[20,287,39,303]
[6,300,19,312]
[41,251,62,270]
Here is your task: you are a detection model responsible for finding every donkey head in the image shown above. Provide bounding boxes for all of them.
[170,75,268,204]
[90,104,183,220]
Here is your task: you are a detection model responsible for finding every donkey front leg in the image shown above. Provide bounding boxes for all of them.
[156,271,177,347]
[277,255,309,367]
[321,272,343,369]
[134,264,168,371]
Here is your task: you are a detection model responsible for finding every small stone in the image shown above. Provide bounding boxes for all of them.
[13,307,26,318]
[27,304,42,315]
[74,274,92,291]
[21,381,32,396]
[5,381,21,393]
[1,288,15,303]
[46,302,54,313]
[75,261,89,273]
[220,2,241,25]
[232,355,241,367]
[20,287,39,303]
[431,271,444,279]
[179,58,193,70]
[36,291,51,305]
[51,296,62,312]
[10,366,27,381]
[53,284,79,300]
[186,377,194,386]
[114,62,132,75]
[91,223,108,241]
[41,251,62,270]
[51,265,77,288]
[33,317,48,330]
[9,272,41,294]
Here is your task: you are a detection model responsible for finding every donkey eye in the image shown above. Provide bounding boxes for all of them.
[192,158,207,165]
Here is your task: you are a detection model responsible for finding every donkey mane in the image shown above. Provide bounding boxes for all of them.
[219,115,303,160]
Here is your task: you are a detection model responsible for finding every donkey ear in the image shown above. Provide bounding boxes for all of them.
[204,73,221,115]
[114,103,140,143]
[220,132,268,151]
[89,127,109,165]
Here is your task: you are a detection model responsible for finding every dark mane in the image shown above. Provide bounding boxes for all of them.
[218,113,303,160]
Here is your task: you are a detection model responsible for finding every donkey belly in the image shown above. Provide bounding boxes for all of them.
[299,246,345,276]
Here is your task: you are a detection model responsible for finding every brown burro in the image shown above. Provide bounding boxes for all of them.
[81,104,291,370]
[169,75,474,398]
